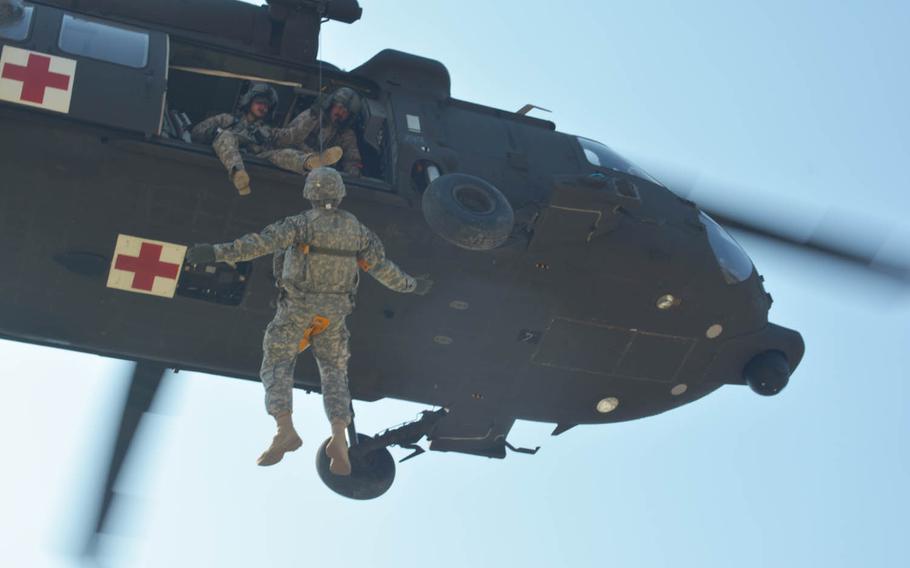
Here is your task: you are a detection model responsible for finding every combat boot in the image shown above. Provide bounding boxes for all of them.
[256,411,302,466]
[325,418,351,476]
[231,168,251,196]
[304,146,343,171]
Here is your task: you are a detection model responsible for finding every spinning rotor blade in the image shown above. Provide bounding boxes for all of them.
[701,206,909,281]
[639,161,910,282]
[85,360,166,556]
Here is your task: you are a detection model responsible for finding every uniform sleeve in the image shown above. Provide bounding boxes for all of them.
[190,113,234,144]
[337,128,363,176]
[269,123,298,148]
[213,216,303,264]
[357,226,416,293]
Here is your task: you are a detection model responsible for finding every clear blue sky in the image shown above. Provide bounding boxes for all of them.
[2,1,908,566]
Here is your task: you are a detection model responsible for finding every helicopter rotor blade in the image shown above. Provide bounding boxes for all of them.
[84,360,166,556]
[636,159,910,282]
[700,206,909,281]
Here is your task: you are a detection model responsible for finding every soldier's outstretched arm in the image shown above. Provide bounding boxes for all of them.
[213,217,302,264]
[358,228,416,293]
[190,113,234,144]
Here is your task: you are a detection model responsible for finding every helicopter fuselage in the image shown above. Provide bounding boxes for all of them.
[0,0,804,457]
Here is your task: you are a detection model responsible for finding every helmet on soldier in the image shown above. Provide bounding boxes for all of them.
[303,167,346,204]
[239,83,279,117]
[324,87,362,124]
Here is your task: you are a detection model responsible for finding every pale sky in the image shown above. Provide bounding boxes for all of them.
[1,1,908,567]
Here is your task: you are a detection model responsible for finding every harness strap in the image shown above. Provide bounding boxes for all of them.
[299,316,331,352]
[297,243,359,258]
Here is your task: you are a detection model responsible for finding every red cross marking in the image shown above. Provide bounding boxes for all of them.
[1,53,71,104]
[114,243,180,291]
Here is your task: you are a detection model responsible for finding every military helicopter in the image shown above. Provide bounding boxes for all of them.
[0,0,906,547]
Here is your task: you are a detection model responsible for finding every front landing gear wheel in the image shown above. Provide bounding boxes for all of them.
[316,433,396,500]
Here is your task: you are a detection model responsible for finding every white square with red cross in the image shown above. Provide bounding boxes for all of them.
[107,235,187,299]
[0,46,76,113]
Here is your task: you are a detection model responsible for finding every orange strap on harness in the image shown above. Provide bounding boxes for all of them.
[298,315,330,352]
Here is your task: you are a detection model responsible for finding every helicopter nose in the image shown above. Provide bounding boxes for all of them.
[743,350,790,396]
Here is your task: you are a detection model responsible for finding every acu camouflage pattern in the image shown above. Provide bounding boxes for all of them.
[261,298,352,423]
[190,113,313,176]
[212,206,417,421]
[288,108,362,176]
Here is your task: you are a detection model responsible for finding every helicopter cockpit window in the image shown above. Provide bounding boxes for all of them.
[700,212,754,284]
[0,4,33,42]
[58,15,149,69]
[577,137,662,186]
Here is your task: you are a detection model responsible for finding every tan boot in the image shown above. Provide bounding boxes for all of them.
[325,419,351,476]
[256,411,302,466]
[231,168,251,196]
[303,146,343,171]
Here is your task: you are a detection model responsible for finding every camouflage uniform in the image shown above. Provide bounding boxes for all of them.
[287,108,362,176]
[191,114,310,175]
[212,207,416,423]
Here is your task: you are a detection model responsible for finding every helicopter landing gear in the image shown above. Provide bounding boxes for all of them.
[316,433,396,500]
[315,408,448,499]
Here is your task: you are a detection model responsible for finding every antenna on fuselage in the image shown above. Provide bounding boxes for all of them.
[516,103,552,116]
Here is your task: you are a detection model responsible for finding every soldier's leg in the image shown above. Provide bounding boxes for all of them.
[256,301,309,466]
[260,301,309,415]
[311,316,353,475]
[258,149,307,174]
[311,316,353,424]
[259,147,343,174]
[213,131,251,195]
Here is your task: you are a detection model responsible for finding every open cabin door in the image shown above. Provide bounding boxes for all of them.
[0,2,167,135]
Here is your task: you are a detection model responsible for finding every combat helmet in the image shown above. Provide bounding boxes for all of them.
[303,167,346,205]
[323,87,362,123]
[239,82,279,118]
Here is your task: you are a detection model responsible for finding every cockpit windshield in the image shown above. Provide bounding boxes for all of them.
[700,212,754,284]
[576,137,662,186]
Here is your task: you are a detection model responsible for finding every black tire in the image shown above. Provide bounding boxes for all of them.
[315,433,396,500]
[421,173,515,250]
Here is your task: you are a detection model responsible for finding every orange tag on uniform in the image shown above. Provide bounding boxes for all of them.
[299,315,331,352]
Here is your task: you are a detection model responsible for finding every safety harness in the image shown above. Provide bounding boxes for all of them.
[298,315,330,352]
[293,246,372,352]
[296,243,372,272]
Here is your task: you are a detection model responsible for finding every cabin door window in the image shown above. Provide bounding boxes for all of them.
[0,3,34,42]
[0,4,169,135]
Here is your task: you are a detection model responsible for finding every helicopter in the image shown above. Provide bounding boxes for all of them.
[1,0,905,548]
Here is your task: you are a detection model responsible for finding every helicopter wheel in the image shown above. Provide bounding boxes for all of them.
[422,173,514,250]
[315,433,396,500]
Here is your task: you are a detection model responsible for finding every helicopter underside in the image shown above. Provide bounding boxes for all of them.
[0,107,804,460]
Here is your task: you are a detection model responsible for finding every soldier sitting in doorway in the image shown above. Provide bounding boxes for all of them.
[191,82,342,196]
[286,87,364,178]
